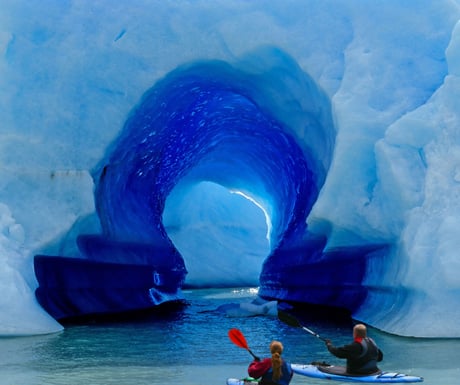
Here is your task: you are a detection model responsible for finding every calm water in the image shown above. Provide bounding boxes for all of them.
[0,288,459,385]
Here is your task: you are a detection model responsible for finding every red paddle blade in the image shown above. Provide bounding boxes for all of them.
[228,328,249,349]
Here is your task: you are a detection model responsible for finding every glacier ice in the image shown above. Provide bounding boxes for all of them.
[1,0,460,337]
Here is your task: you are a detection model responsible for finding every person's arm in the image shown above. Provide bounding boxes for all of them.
[377,349,383,362]
[325,340,361,359]
[248,358,271,378]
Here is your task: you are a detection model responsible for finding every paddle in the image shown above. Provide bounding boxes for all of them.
[228,328,260,361]
[278,310,328,342]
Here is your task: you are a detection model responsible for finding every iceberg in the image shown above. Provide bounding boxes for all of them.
[216,298,279,318]
[1,0,460,337]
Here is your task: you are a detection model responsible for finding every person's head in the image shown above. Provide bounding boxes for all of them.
[270,341,284,381]
[270,340,283,354]
[353,324,367,338]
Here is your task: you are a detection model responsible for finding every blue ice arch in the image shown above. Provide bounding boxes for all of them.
[34,47,385,321]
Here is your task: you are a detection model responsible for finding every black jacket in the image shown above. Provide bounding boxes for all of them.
[326,337,383,374]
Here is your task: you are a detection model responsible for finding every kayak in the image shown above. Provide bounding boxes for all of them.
[291,363,424,383]
[226,378,259,385]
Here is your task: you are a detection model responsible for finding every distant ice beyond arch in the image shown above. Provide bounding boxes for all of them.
[163,181,271,287]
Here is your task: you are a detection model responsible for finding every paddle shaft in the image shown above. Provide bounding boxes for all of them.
[301,325,327,342]
[278,310,328,342]
[246,347,259,360]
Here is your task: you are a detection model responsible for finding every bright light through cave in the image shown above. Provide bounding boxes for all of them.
[230,190,272,243]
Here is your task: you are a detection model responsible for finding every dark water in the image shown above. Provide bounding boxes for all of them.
[0,288,458,385]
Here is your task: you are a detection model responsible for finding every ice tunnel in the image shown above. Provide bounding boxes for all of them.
[34,47,381,321]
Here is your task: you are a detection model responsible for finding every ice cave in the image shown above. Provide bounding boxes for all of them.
[1,0,460,337]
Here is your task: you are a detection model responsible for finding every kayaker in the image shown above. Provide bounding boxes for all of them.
[325,323,383,374]
[248,340,293,385]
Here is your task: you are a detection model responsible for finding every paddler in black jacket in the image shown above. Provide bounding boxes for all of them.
[325,323,383,374]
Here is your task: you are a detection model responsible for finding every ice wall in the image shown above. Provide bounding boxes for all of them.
[1,1,460,337]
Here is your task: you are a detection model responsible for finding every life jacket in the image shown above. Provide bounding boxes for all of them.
[348,337,380,374]
[260,360,293,385]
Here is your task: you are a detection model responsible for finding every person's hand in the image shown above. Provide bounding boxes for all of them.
[325,339,332,346]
